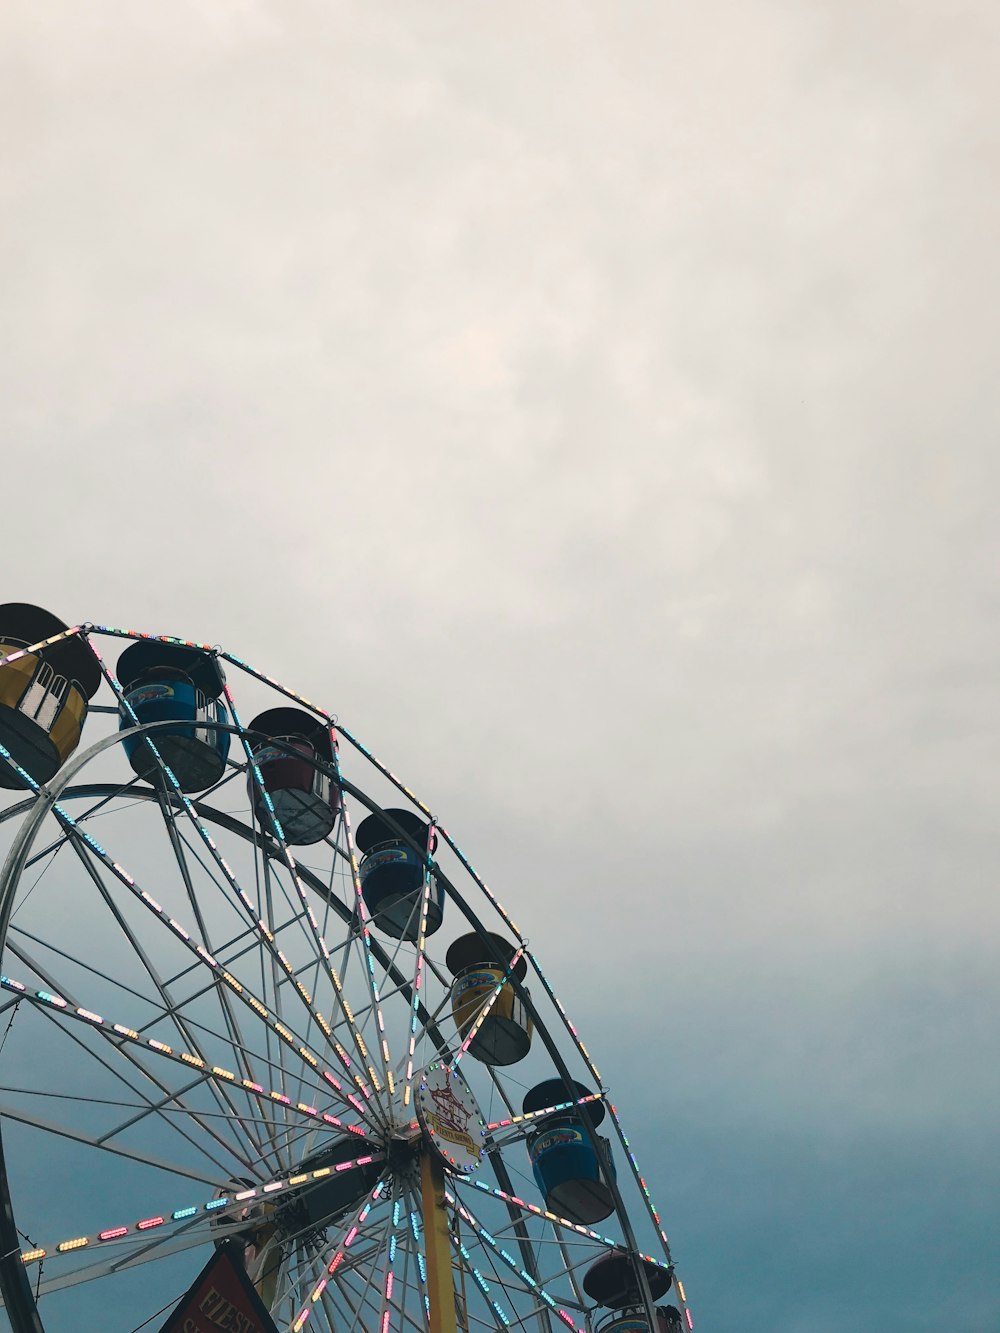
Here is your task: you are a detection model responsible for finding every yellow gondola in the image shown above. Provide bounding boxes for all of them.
[0,604,101,790]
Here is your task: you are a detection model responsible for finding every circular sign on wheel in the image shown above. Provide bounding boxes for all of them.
[414,1060,486,1174]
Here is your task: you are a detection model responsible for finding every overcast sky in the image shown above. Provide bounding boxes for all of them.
[3,2,1000,1330]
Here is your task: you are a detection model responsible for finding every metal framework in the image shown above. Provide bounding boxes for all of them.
[0,624,691,1333]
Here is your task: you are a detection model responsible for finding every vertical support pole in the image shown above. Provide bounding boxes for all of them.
[420,1149,457,1333]
[0,1125,44,1333]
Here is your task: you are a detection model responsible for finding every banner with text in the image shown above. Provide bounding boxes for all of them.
[158,1246,281,1333]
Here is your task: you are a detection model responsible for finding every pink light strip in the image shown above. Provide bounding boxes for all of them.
[0,973,368,1140]
[291,1179,387,1331]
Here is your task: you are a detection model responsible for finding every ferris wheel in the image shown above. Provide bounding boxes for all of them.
[0,605,693,1333]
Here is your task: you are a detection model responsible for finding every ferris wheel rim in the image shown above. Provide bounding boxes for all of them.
[0,626,685,1333]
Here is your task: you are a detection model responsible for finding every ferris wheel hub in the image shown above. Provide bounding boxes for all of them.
[413,1061,486,1176]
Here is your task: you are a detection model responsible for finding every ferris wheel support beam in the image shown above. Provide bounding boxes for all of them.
[420,1150,458,1333]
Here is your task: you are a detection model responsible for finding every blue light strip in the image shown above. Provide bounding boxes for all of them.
[408,1209,431,1322]
[452,1235,513,1328]
[460,1177,624,1251]
[445,1192,583,1333]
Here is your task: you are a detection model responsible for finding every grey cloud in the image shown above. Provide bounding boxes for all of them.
[2,0,999,1327]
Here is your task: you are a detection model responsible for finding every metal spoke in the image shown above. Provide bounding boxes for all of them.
[401,820,438,1109]
[0,1102,228,1189]
[65,826,270,1172]
[0,626,683,1333]
[2,940,256,1181]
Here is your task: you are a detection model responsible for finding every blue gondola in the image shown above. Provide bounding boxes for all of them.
[354,808,442,940]
[0,604,101,790]
[523,1079,616,1225]
[583,1250,680,1333]
[247,708,340,845]
[593,1315,683,1333]
[446,932,532,1066]
[117,641,230,793]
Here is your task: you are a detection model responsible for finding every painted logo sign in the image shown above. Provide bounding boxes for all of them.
[531,1127,584,1157]
[127,683,175,707]
[415,1061,486,1174]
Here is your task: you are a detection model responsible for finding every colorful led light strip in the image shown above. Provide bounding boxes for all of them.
[83,628,693,1326]
[225,685,386,1107]
[525,943,692,1327]
[608,1103,672,1250]
[431,824,524,942]
[20,1153,383,1267]
[290,1179,387,1331]
[375,1195,404,1333]
[402,822,437,1107]
[485,1092,604,1134]
[451,1234,513,1328]
[0,725,373,1131]
[460,1178,624,1251]
[523,950,600,1082]
[445,1193,584,1333]
[0,627,87,673]
[450,944,526,1072]
[0,972,368,1140]
[88,642,380,1128]
[330,742,397,1105]
[407,1207,431,1321]
[321,722,433,826]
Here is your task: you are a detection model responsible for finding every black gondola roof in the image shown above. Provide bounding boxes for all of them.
[248,707,333,759]
[117,640,226,699]
[0,603,102,699]
[583,1250,673,1308]
[446,931,528,981]
[522,1077,606,1128]
[355,807,430,854]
